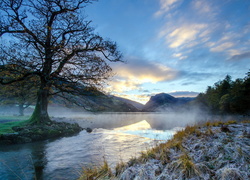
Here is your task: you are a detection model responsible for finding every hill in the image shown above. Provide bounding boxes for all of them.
[51,92,140,112]
[142,93,195,112]
[110,96,144,110]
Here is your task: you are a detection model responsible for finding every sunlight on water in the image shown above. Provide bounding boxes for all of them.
[114,120,151,131]
[114,120,180,141]
[0,114,186,180]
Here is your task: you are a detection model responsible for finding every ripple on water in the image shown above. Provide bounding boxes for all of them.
[0,120,179,180]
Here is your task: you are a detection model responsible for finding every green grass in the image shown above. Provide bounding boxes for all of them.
[0,116,30,134]
[0,115,29,121]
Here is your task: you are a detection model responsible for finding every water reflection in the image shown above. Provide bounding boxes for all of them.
[0,140,48,180]
[0,113,188,180]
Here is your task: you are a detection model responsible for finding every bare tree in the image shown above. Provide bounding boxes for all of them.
[0,0,122,124]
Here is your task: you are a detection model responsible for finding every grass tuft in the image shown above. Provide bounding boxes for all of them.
[78,160,112,180]
[178,152,200,179]
[115,161,127,176]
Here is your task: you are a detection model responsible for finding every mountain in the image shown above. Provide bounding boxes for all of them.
[142,93,195,112]
[110,96,144,110]
[51,92,140,112]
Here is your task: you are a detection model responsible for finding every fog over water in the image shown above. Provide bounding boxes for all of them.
[48,106,207,129]
[0,107,233,180]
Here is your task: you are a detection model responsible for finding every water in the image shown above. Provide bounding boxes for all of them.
[0,112,199,180]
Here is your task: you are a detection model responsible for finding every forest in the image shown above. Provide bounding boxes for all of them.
[194,70,250,114]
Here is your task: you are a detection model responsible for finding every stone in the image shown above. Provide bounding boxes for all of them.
[86,127,92,133]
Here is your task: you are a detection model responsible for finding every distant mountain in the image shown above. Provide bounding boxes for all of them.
[51,92,140,112]
[142,93,195,112]
[110,96,144,110]
[50,89,195,112]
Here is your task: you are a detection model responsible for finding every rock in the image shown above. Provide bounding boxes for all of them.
[220,124,231,132]
[12,126,24,131]
[86,127,92,133]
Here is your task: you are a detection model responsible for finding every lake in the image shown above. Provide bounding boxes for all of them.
[0,112,203,180]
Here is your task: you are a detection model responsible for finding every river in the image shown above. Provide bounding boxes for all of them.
[0,112,201,180]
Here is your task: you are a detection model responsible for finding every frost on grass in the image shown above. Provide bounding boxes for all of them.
[117,122,250,180]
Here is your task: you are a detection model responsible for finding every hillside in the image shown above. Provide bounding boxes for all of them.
[142,93,195,112]
[51,92,196,112]
[110,96,144,110]
[51,92,139,112]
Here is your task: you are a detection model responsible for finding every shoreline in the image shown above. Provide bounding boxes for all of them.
[117,121,250,180]
[0,119,84,145]
[79,120,250,180]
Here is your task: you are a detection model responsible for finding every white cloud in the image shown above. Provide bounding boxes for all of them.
[210,42,235,52]
[192,0,212,14]
[167,24,207,48]
[113,59,178,83]
[173,53,182,57]
[106,79,142,93]
[107,58,179,94]
[228,51,250,61]
[113,93,150,104]
[227,49,242,57]
[155,0,181,17]
[168,91,199,97]
[173,53,187,60]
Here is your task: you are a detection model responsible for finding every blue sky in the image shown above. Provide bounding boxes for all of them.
[85,0,250,104]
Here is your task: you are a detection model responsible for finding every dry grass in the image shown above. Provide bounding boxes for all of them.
[205,120,238,127]
[78,120,249,179]
[205,121,224,127]
[204,127,214,135]
[241,120,250,123]
[114,161,127,176]
[126,125,200,165]
[177,152,200,179]
[78,160,112,180]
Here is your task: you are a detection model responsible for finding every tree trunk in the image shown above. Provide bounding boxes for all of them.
[18,103,24,116]
[29,84,51,124]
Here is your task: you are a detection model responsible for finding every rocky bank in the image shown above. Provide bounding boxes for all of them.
[116,121,250,180]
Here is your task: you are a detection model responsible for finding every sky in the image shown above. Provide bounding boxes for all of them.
[85,0,250,104]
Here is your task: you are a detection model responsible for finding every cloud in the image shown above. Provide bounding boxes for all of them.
[113,58,179,83]
[210,42,235,52]
[192,0,210,13]
[106,57,179,94]
[168,91,199,97]
[178,71,213,86]
[112,94,151,104]
[173,53,187,60]
[169,24,207,48]
[192,0,217,17]
[106,79,142,93]
[159,23,208,49]
[228,51,250,61]
[155,0,181,17]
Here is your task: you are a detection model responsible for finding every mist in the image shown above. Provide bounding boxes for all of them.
[47,105,210,130]
[0,104,247,130]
